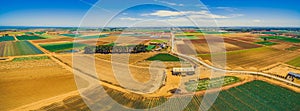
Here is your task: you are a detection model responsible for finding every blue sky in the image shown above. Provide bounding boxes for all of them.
[0,0,299,27]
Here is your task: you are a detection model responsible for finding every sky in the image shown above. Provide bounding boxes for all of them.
[0,0,299,27]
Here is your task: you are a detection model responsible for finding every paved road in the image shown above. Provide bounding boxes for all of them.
[170,32,300,88]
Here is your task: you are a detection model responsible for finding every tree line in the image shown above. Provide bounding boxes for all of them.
[84,44,148,54]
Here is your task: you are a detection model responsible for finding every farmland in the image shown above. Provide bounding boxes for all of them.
[255,41,277,46]
[16,35,45,40]
[31,80,300,111]
[39,42,87,52]
[147,53,180,61]
[261,36,300,43]
[0,41,43,57]
[199,47,300,70]
[286,56,300,67]
[185,76,240,92]
[0,36,15,42]
[60,34,81,38]
[0,59,79,111]
[12,56,49,62]
[186,38,260,54]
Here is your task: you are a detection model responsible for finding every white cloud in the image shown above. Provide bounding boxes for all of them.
[253,19,261,23]
[215,7,238,12]
[141,10,232,19]
[141,10,183,17]
[154,0,184,6]
[120,17,143,21]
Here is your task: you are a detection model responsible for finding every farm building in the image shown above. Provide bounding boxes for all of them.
[172,67,195,75]
[285,72,300,81]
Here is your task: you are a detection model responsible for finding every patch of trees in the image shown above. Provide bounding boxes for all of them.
[84,44,148,54]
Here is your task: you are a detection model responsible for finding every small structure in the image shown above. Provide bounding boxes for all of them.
[172,67,195,75]
[285,72,300,82]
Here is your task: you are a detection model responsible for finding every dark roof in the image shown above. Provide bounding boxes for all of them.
[288,72,300,79]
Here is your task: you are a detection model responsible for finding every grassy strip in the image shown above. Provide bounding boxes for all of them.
[255,41,277,46]
[147,53,180,61]
[286,56,300,67]
[12,56,49,62]
[185,76,240,92]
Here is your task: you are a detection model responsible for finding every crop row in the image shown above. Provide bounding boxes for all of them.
[0,41,43,57]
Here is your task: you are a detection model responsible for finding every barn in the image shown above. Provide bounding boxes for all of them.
[172,67,195,75]
[285,72,300,81]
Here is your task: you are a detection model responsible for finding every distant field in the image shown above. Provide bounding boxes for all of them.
[40,42,87,52]
[80,35,108,39]
[150,39,167,43]
[175,35,199,39]
[199,47,300,69]
[261,36,300,43]
[147,53,180,61]
[16,35,45,40]
[0,36,15,42]
[255,41,277,46]
[0,41,43,57]
[286,56,300,67]
[187,38,260,54]
[60,34,81,38]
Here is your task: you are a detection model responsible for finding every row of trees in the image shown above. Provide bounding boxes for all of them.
[84,44,148,54]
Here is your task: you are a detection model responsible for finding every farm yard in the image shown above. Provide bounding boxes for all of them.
[0,41,43,57]
[29,80,300,111]
[199,47,300,70]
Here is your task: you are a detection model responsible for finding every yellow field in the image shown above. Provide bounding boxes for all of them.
[0,59,79,111]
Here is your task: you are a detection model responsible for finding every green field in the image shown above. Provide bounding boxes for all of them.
[0,41,43,57]
[286,56,300,67]
[146,45,156,51]
[60,34,81,38]
[40,42,87,52]
[150,39,167,43]
[0,36,15,42]
[285,46,300,51]
[16,35,45,40]
[59,80,299,110]
[175,35,198,39]
[185,76,240,92]
[261,36,300,43]
[147,53,180,61]
[12,56,49,62]
[255,41,277,46]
